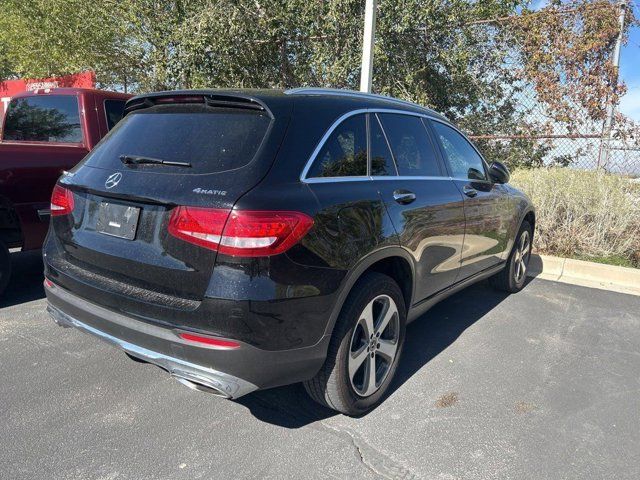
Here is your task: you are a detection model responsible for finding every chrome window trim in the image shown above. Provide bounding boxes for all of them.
[303,175,457,184]
[300,108,446,183]
[373,175,450,181]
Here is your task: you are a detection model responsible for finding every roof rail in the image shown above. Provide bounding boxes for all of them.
[284,87,436,114]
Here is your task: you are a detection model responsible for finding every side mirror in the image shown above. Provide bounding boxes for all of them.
[488,161,510,184]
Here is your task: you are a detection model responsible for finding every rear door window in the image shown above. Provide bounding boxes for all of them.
[84,104,271,174]
[377,113,442,177]
[2,95,82,143]
[104,99,126,130]
[307,114,367,178]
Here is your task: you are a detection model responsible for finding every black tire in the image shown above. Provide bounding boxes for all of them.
[0,239,11,296]
[304,272,406,416]
[490,220,532,293]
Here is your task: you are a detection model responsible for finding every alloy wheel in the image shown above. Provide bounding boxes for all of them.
[348,294,400,397]
[513,230,531,284]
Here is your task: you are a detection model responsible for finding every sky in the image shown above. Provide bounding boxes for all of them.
[530,0,640,122]
[618,1,640,121]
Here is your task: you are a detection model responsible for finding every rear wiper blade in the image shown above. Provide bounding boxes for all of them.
[119,155,192,168]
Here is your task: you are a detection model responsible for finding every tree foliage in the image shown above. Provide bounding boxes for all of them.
[0,1,635,168]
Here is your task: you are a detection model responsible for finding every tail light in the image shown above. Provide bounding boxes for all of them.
[50,185,75,216]
[168,207,313,257]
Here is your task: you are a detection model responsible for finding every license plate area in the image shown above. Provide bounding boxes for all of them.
[96,202,140,240]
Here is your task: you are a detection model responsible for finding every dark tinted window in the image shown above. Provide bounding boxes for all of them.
[307,114,367,178]
[3,95,82,143]
[431,121,487,181]
[378,114,441,176]
[370,114,396,176]
[84,105,271,174]
[104,99,126,130]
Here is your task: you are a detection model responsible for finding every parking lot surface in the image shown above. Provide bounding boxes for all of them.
[1,250,639,480]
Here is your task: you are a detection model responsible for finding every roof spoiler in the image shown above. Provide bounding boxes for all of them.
[124,91,271,117]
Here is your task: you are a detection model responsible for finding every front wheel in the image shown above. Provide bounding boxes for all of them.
[304,272,406,415]
[491,220,532,293]
[0,239,11,296]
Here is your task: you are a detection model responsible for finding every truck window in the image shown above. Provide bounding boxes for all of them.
[104,99,126,130]
[2,95,82,143]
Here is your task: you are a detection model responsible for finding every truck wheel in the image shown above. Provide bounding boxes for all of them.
[0,239,11,296]
[490,220,532,293]
[304,272,406,415]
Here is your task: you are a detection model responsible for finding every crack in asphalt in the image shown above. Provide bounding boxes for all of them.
[320,423,422,480]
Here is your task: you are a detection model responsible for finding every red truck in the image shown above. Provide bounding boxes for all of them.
[0,88,131,294]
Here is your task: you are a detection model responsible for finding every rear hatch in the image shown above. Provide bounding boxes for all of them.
[48,92,290,313]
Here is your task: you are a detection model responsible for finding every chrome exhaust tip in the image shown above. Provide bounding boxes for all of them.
[171,371,232,398]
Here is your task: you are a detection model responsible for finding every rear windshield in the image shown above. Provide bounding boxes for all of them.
[2,95,82,143]
[83,104,271,174]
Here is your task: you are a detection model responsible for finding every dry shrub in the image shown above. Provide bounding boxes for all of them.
[510,168,640,267]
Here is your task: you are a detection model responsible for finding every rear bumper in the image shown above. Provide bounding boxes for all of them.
[45,280,330,397]
[48,304,257,398]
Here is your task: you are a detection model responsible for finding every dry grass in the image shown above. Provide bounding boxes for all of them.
[510,168,640,268]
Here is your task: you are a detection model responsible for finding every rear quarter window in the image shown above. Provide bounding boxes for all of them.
[2,95,82,143]
[83,104,272,174]
[306,114,367,178]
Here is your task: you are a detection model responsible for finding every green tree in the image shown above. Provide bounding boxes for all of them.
[0,0,139,88]
[0,0,633,169]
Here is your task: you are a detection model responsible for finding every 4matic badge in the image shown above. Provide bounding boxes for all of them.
[193,187,227,196]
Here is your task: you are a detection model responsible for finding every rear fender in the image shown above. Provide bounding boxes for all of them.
[321,246,415,340]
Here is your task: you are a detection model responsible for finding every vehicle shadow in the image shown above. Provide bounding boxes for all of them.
[237,279,528,427]
[1,250,45,308]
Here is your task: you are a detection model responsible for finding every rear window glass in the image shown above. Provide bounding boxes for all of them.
[2,95,82,143]
[83,105,271,174]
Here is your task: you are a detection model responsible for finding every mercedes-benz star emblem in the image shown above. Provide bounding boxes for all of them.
[105,172,122,189]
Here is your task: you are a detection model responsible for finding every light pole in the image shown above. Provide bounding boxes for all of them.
[597,0,627,170]
[359,0,377,93]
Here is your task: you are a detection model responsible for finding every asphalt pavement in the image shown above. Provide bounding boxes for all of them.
[1,250,639,480]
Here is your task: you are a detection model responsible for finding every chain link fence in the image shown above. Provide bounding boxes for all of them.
[452,1,640,177]
[467,81,640,175]
[461,2,640,176]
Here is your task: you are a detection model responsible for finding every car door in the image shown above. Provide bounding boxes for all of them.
[372,112,465,302]
[428,119,512,280]
[302,113,398,270]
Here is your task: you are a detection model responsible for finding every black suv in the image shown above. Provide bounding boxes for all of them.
[44,88,534,415]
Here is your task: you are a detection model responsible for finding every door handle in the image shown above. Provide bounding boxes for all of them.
[462,185,478,198]
[393,190,416,204]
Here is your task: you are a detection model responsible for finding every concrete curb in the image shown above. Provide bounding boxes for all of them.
[527,254,640,296]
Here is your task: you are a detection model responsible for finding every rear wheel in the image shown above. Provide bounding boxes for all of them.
[491,220,532,293]
[304,272,406,415]
[0,239,11,296]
